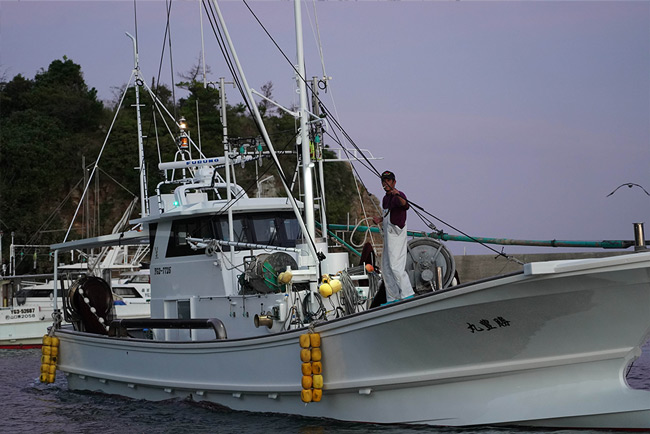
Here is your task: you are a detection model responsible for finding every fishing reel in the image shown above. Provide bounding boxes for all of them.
[405,238,456,293]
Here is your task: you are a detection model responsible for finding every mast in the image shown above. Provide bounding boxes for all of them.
[220,77,236,290]
[209,0,319,262]
[126,32,149,218]
[294,0,316,239]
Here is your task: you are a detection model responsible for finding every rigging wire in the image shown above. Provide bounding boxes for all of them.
[62,70,136,245]
[240,0,384,251]
[238,0,521,263]
[203,0,322,261]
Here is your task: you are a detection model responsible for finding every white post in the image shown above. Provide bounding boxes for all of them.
[126,32,149,218]
[10,231,14,276]
[210,0,319,262]
[220,77,236,292]
[294,0,316,240]
[53,250,59,311]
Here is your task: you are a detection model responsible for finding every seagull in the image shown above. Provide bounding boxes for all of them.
[606,183,650,197]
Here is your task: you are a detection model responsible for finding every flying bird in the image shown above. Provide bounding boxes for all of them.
[606,183,650,197]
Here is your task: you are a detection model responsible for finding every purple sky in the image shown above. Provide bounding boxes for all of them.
[2,1,649,255]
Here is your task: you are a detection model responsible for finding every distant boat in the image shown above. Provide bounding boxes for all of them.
[1,245,149,348]
[48,0,650,429]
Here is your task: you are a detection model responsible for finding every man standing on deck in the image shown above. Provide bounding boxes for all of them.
[373,171,415,302]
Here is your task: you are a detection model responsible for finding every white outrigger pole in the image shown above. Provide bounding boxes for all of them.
[219,76,237,290]
[294,0,316,240]
[210,0,320,264]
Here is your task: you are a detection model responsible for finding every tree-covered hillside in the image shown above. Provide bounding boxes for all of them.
[0,58,372,274]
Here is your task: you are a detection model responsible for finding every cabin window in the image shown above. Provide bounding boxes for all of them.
[148,223,157,249]
[250,216,278,245]
[215,216,249,251]
[112,287,142,298]
[14,288,53,298]
[166,216,214,257]
[278,215,301,247]
[166,212,301,256]
[128,274,150,284]
[226,212,301,248]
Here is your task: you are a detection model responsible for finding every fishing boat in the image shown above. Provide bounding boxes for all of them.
[47,1,650,429]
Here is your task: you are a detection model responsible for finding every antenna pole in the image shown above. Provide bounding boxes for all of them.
[126,32,149,218]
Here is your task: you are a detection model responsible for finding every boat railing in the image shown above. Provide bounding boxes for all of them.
[109,318,227,340]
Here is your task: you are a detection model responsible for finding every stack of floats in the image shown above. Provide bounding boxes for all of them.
[318,274,342,298]
[40,334,59,383]
[300,332,323,403]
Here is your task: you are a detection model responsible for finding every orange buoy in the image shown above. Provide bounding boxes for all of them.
[301,388,313,403]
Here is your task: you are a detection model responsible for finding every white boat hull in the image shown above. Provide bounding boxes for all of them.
[56,253,650,428]
[0,305,52,348]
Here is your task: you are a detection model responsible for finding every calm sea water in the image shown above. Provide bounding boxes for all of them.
[2,341,649,434]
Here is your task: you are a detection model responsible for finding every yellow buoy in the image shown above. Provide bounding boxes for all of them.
[313,374,323,389]
[281,271,293,284]
[50,346,59,357]
[318,283,332,298]
[42,335,51,346]
[312,388,323,402]
[39,373,48,383]
[300,348,311,362]
[311,347,322,362]
[329,279,342,293]
[40,364,49,373]
[47,373,56,383]
[302,375,313,389]
[301,388,312,403]
[42,346,51,356]
[299,334,311,348]
[312,361,322,375]
[48,364,56,374]
[51,336,60,347]
[321,274,330,284]
[41,355,51,365]
[301,362,312,376]
[309,333,321,348]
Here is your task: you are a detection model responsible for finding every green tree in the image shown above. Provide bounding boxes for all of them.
[0,57,105,272]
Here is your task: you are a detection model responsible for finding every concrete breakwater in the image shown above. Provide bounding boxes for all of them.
[454,251,630,283]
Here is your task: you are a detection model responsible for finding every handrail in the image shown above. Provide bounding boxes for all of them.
[109,318,228,340]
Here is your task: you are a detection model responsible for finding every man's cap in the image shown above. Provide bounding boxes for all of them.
[380,170,395,180]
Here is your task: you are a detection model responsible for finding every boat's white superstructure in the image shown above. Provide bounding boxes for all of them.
[47,0,650,429]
